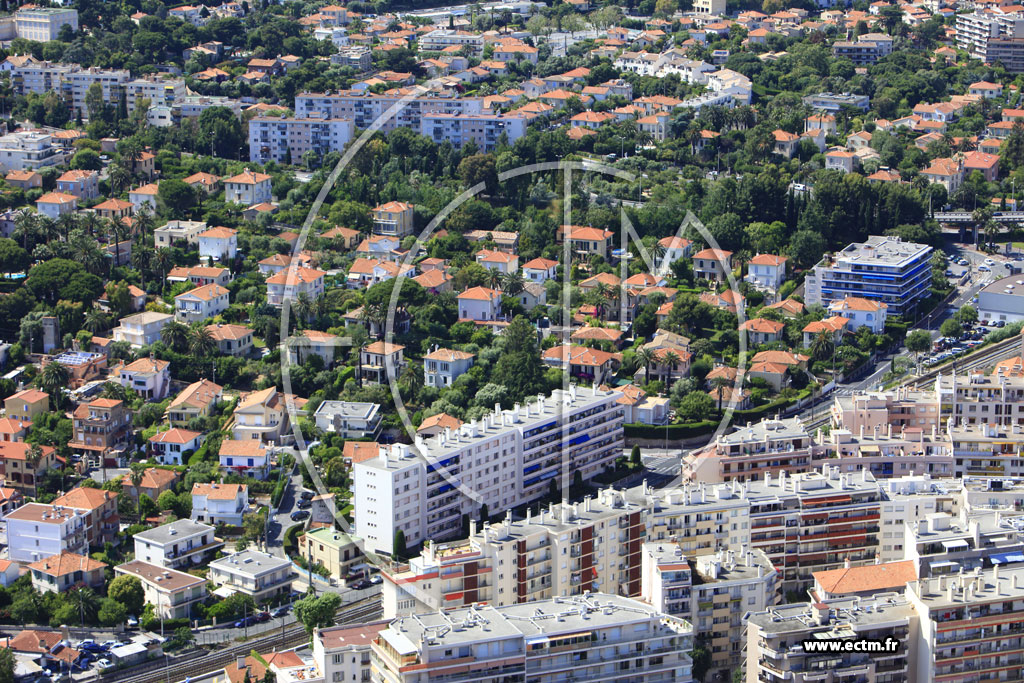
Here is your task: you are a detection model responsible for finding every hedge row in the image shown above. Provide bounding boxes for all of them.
[624,390,812,440]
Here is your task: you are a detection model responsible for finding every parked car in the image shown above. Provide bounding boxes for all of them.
[96,660,114,672]
[100,640,118,650]
[369,575,382,585]
[290,510,310,521]
[272,606,290,618]
[126,616,138,627]
[296,499,312,509]
[299,490,315,501]
[233,616,257,628]
[350,579,373,590]
[255,612,271,623]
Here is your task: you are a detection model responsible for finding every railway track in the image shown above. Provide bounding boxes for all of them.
[105,599,383,683]
[900,334,1022,388]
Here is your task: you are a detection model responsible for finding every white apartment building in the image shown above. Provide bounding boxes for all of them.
[248,116,355,164]
[417,29,484,54]
[63,67,131,115]
[9,61,75,96]
[0,131,67,173]
[805,236,932,316]
[423,347,475,388]
[124,76,186,112]
[745,595,916,682]
[133,519,223,570]
[312,401,381,439]
[117,357,171,401]
[641,544,779,677]
[314,622,388,683]
[370,594,695,683]
[225,169,272,205]
[938,370,1024,427]
[208,549,293,601]
[111,311,173,347]
[198,226,238,262]
[191,483,248,526]
[382,488,646,619]
[155,220,206,248]
[294,91,485,132]
[114,560,208,620]
[174,283,230,323]
[15,8,78,42]
[5,503,87,562]
[266,266,326,307]
[908,566,1024,680]
[354,385,625,556]
[638,468,885,593]
[419,112,528,151]
[957,12,1024,73]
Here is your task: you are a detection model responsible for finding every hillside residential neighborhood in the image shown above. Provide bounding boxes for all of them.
[4,0,1024,682]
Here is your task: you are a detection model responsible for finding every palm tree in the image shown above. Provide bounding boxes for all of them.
[132,244,153,290]
[350,326,369,387]
[487,267,503,291]
[56,212,78,242]
[80,210,103,238]
[128,462,146,490]
[712,375,730,415]
[189,325,217,358]
[109,163,131,196]
[38,216,58,245]
[636,346,657,384]
[38,361,69,406]
[152,247,173,293]
[661,351,681,392]
[161,320,191,352]
[502,271,525,297]
[120,138,143,176]
[809,331,834,364]
[400,363,424,400]
[109,218,131,268]
[592,282,611,320]
[100,381,131,402]
[83,308,109,334]
[293,291,314,327]
[133,205,155,241]
[14,209,38,250]
[25,443,42,468]
[68,586,100,625]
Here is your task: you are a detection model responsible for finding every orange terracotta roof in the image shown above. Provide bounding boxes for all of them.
[813,560,916,595]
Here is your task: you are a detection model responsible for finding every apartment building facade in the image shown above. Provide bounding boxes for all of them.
[805,236,933,316]
[5,503,88,562]
[248,116,355,164]
[69,398,133,469]
[208,550,293,601]
[354,385,625,556]
[642,544,778,677]
[683,417,821,483]
[370,594,695,683]
[133,519,223,570]
[382,488,645,618]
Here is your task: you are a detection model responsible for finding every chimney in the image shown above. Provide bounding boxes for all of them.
[237,657,246,671]
[844,557,851,569]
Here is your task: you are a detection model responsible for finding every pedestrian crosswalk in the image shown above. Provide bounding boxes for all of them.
[642,452,682,475]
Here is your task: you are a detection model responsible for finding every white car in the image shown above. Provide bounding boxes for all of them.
[985,258,995,266]
[979,264,991,272]
[96,660,114,672]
